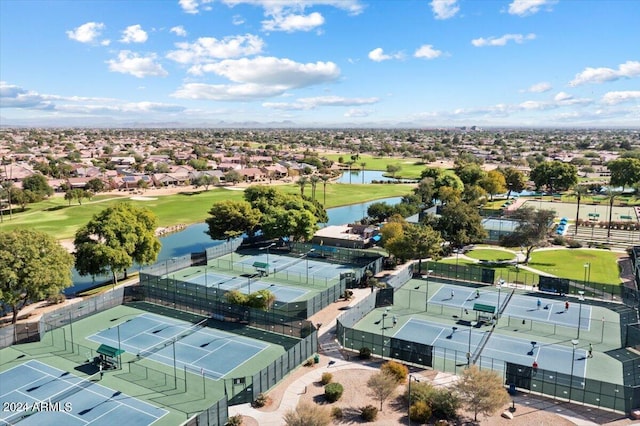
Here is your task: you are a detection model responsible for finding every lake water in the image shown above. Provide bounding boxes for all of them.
[67,196,402,294]
[336,170,417,184]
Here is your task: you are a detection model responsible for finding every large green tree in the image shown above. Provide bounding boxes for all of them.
[436,200,487,249]
[500,207,555,264]
[530,161,578,192]
[479,169,507,201]
[205,200,262,240]
[607,158,640,189]
[0,229,74,323]
[21,173,54,197]
[74,203,161,285]
[500,167,527,198]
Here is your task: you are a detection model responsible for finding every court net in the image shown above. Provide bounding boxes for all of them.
[138,318,208,359]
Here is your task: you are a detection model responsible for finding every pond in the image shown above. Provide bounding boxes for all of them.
[67,196,403,294]
[336,170,417,184]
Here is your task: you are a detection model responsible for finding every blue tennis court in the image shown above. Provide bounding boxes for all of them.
[392,318,587,378]
[429,285,507,314]
[88,313,270,380]
[0,360,166,426]
[501,294,592,330]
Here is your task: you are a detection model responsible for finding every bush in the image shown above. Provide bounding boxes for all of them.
[320,372,333,385]
[409,400,432,423]
[324,382,344,402]
[253,393,268,408]
[47,293,66,305]
[567,239,582,248]
[304,358,314,367]
[380,360,408,383]
[552,235,566,246]
[331,406,343,420]
[283,401,332,426]
[359,347,372,359]
[404,381,435,405]
[360,404,378,422]
[225,414,243,426]
[430,388,460,420]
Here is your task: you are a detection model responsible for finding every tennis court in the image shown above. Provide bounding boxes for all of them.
[237,253,353,279]
[88,313,270,380]
[429,285,506,315]
[0,360,167,426]
[501,294,592,330]
[392,318,586,378]
[172,268,309,302]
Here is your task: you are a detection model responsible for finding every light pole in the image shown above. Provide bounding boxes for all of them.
[260,242,276,276]
[414,269,433,312]
[380,307,390,360]
[247,276,252,294]
[583,263,590,290]
[408,374,420,425]
[570,339,579,400]
[497,279,504,317]
[306,248,315,284]
[577,290,584,339]
[467,321,478,366]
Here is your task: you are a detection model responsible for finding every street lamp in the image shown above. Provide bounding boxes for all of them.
[414,269,433,312]
[577,290,585,339]
[583,263,590,291]
[305,248,315,284]
[259,242,276,276]
[467,321,478,366]
[408,374,420,425]
[380,307,390,360]
[497,279,505,317]
[570,339,579,400]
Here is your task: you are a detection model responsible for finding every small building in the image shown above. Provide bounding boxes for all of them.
[311,224,379,249]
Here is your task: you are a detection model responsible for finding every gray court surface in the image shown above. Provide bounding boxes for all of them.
[392,318,586,378]
[501,294,591,330]
[88,313,269,380]
[238,253,353,279]
[173,270,309,303]
[0,360,167,426]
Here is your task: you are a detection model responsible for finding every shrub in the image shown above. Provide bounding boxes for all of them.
[47,293,66,304]
[380,360,408,383]
[225,414,243,426]
[552,235,566,246]
[304,358,314,367]
[567,239,582,248]
[320,372,333,385]
[283,401,332,426]
[360,404,378,422]
[404,381,435,405]
[253,393,268,408]
[324,382,344,402]
[331,406,343,420]
[359,347,372,359]
[430,388,460,420]
[409,400,432,423]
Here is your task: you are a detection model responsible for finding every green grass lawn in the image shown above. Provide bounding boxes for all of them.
[466,249,516,262]
[321,153,432,179]
[0,183,415,240]
[528,249,621,285]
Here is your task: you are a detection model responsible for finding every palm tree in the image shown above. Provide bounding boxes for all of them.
[569,185,588,236]
[297,176,309,197]
[321,174,330,206]
[310,175,320,201]
[360,161,367,183]
[606,189,621,239]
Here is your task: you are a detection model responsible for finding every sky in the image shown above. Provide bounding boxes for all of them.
[1,0,639,128]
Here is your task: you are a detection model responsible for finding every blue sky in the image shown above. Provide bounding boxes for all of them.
[1,0,639,128]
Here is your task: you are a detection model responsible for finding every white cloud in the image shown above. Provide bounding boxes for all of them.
[0,82,52,109]
[471,33,536,47]
[170,26,187,37]
[368,48,404,62]
[167,34,264,64]
[173,57,340,101]
[180,0,364,16]
[262,12,325,32]
[232,15,245,25]
[120,25,148,44]
[554,92,573,102]
[430,0,459,20]
[508,0,556,16]
[344,108,372,118]
[524,82,552,93]
[66,22,106,44]
[569,61,640,86]
[264,95,378,110]
[601,91,640,105]
[189,56,340,86]
[414,44,442,59]
[107,51,168,78]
